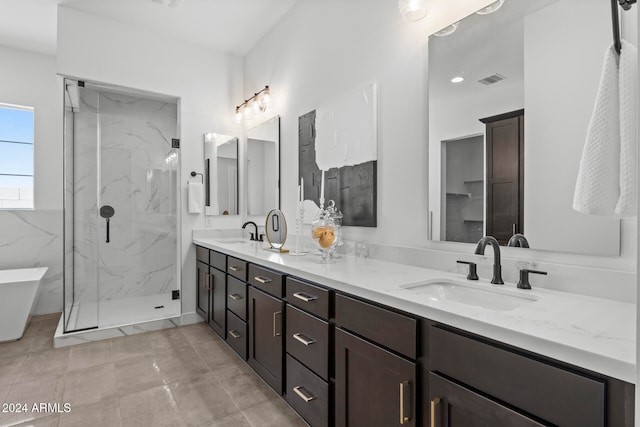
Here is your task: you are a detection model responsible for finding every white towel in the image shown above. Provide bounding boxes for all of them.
[573,40,638,217]
[188,181,203,214]
[615,40,638,216]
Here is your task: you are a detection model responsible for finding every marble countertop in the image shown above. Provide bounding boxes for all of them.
[193,237,636,384]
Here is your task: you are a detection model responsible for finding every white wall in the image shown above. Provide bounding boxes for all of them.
[0,45,63,314]
[56,6,243,319]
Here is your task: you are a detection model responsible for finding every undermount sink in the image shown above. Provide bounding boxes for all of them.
[401,279,538,311]
[216,239,254,244]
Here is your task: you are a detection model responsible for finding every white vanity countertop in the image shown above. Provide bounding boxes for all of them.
[193,237,636,384]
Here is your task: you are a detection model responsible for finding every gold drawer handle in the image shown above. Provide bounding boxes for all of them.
[254,276,272,284]
[292,333,316,346]
[229,266,240,272]
[293,386,316,403]
[430,397,440,427]
[400,380,411,425]
[292,292,317,302]
[229,330,241,339]
[228,294,242,301]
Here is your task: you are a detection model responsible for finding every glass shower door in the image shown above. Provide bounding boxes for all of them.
[63,79,180,333]
[95,87,179,328]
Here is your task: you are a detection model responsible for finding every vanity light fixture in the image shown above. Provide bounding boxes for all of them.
[398,0,429,22]
[476,0,505,15]
[235,85,270,123]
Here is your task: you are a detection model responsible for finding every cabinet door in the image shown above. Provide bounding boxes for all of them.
[209,268,226,338]
[429,373,545,427]
[196,261,209,322]
[335,328,416,427]
[248,286,284,394]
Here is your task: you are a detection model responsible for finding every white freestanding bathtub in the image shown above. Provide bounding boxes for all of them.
[0,267,47,342]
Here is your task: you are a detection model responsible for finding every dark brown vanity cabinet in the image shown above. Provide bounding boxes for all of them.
[284,277,332,427]
[195,248,634,427]
[428,372,545,427]
[426,325,635,427]
[226,276,248,360]
[334,294,418,427]
[248,285,285,395]
[195,246,226,338]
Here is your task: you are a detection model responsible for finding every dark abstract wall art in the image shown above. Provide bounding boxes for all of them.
[298,109,377,227]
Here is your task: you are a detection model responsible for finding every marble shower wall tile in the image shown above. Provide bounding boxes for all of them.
[72,88,178,305]
[0,210,63,314]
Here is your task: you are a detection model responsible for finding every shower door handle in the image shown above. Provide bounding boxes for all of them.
[100,205,115,243]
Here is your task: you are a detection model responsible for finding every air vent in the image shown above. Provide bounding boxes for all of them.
[478,74,506,85]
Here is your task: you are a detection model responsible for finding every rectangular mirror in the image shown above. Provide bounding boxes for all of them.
[428,0,634,256]
[247,116,280,217]
[204,132,238,215]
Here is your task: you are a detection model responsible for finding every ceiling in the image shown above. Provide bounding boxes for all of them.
[0,0,298,56]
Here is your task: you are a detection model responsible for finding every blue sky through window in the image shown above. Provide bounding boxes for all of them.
[0,105,34,188]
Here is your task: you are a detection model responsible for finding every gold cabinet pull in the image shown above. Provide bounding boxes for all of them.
[430,397,440,427]
[228,293,242,301]
[292,292,317,302]
[204,273,211,290]
[254,275,272,284]
[273,311,282,337]
[229,266,240,272]
[229,330,241,339]
[400,381,411,424]
[293,386,316,403]
[292,333,316,346]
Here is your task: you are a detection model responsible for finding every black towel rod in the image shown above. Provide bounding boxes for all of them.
[612,0,636,55]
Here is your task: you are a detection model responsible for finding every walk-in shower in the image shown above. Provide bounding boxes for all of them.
[62,79,181,333]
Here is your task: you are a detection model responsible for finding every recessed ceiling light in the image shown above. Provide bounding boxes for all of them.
[434,22,459,37]
[476,0,505,15]
[451,76,464,83]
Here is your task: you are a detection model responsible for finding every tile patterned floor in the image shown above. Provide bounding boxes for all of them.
[0,314,308,427]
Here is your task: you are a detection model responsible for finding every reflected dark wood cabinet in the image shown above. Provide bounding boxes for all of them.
[481,109,524,245]
[248,286,284,395]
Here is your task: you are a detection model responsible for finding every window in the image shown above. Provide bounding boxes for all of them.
[0,103,34,209]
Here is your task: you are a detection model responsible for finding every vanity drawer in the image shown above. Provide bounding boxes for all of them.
[196,246,209,264]
[430,325,605,427]
[210,250,226,272]
[227,257,247,281]
[286,305,329,380]
[227,276,247,320]
[226,310,247,360]
[286,277,330,320]
[335,293,417,359]
[286,354,329,427]
[249,264,284,298]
